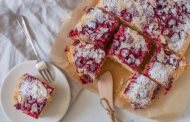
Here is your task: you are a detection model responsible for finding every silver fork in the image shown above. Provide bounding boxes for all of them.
[17,15,54,83]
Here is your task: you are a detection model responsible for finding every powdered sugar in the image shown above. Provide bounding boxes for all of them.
[72,42,106,82]
[73,7,118,48]
[147,47,185,87]
[149,62,174,86]
[109,26,150,71]
[97,0,119,14]
[97,0,190,53]
[125,74,158,108]
[74,43,105,63]
[19,78,48,100]
[168,16,190,53]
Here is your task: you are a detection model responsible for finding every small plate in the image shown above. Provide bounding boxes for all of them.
[0,60,71,122]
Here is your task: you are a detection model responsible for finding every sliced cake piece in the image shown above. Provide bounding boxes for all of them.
[108,26,154,73]
[97,0,142,25]
[67,40,106,84]
[97,0,190,55]
[122,73,160,109]
[13,73,55,119]
[137,0,190,55]
[144,45,186,90]
[69,7,119,49]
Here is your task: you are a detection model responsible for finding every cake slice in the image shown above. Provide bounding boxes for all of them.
[144,45,186,91]
[67,40,106,84]
[108,26,154,73]
[136,0,190,55]
[97,0,139,22]
[122,73,160,109]
[97,0,190,55]
[69,7,119,49]
[13,73,55,119]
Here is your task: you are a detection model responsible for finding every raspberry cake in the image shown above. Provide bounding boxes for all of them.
[137,0,190,55]
[97,0,190,55]
[144,46,186,91]
[108,26,154,73]
[122,73,160,109]
[67,40,106,84]
[97,0,142,26]
[69,7,119,49]
[13,73,55,119]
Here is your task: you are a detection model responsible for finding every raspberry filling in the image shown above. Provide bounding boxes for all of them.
[144,46,183,90]
[80,74,93,84]
[124,74,159,109]
[142,0,189,45]
[108,26,152,72]
[15,98,47,119]
[69,8,119,48]
[14,74,54,119]
[73,42,105,84]
[120,9,134,22]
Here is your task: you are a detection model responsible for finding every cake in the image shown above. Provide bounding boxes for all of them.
[97,0,190,55]
[97,0,141,25]
[13,73,55,119]
[66,0,190,110]
[69,7,119,49]
[144,45,186,90]
[67,40,106,84]
[122,73,160,109]
[108,26,154,73]
[136,0,190,55]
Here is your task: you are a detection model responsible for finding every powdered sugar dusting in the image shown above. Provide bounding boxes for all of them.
[147,47,185,87]
[109,26,150,71]
[73,42,106,81]
[149,62,174,86]
[138,0,190,54]
[14,74,54,118]
[125,74,158,109]
[97,0,118,13]
[19,78,48,100]
[74,7,118,48]
[168,15,190,53]
[74,43,105,63]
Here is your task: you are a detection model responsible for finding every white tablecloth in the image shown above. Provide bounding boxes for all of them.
[0,0,82,121]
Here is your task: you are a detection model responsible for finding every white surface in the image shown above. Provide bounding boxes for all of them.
[0,60,71,122]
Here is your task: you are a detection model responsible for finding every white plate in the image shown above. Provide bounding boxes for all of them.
[0,60,71,122]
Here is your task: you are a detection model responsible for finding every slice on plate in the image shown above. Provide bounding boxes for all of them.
[121,73,160,109]
[144,45,186,91]
[69,7,119,49]
[97,0,190,55]
[67,40,106,84]
[108,26,154,73]
[13,73,55,119]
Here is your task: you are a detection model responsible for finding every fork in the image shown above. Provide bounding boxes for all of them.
[17,15,54,83]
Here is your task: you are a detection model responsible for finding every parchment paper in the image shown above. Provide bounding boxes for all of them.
[50,0,190,121]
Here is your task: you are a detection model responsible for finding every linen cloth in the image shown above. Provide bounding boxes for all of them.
[0,0,82,121]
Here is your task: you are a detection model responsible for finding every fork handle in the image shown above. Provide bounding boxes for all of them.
[17,16,41,60]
